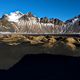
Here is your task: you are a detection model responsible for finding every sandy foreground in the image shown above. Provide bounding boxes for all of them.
[0,34,80,69]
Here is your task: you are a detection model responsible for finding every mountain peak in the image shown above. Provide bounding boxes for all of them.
[3,11,23,22]
[0,11,80,34]
[10,11,23,16]
[26,12,34,17]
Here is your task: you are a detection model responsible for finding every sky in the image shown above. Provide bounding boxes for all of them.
[0,0,80,21]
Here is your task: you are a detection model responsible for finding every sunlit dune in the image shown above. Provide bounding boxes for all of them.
[66,37,77,43]
[0,34,79,51]
[66,42,76,50]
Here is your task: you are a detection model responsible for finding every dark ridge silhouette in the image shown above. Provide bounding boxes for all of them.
[1,54,79,79]
[9,54,80,70]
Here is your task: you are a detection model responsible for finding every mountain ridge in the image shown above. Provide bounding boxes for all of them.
[0,11,80,33]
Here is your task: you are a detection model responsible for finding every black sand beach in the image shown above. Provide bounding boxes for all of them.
[0,41,80,70]
[0,54,80,79]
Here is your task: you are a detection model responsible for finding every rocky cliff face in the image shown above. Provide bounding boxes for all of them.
[0,11,80,34]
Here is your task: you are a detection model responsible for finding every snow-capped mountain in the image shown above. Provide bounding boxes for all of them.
[0,11,80,34]
[65,15,80,33]
[66,15,80,24]
[8,11,23,22]
[2,11,23,22]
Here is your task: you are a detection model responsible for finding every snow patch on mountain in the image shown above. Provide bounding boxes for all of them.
[7,11,23,22]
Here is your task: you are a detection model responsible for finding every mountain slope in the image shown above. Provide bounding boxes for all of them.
[0,11,80,34]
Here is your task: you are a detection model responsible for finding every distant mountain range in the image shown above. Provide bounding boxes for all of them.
[0,11,80,34]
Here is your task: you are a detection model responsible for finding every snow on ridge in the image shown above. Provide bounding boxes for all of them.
[7,11,23,22]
